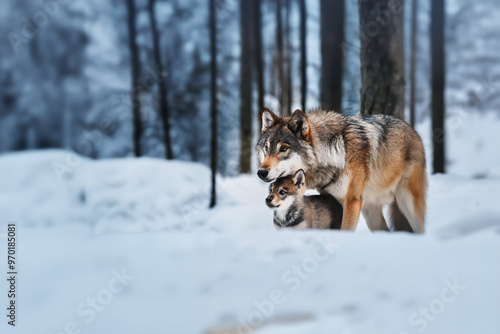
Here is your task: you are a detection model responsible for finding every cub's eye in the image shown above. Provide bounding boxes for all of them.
[280,146,288,152]
[279,190,287,196]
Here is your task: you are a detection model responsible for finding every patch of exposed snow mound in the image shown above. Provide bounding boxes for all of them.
[0,150,212,233]
[82,157,211,233]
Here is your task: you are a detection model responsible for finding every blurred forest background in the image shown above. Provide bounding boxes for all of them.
[0,0,499,178]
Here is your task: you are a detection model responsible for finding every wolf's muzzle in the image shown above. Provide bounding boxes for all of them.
[257,169,269,180]
[266,196,278,208]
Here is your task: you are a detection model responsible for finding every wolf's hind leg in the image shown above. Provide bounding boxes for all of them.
[361,204,390,231]
[394,164,427,233]
[388,201,413,232]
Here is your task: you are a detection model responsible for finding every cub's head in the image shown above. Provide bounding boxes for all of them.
[256,108,312,183]
[266,170,306,210]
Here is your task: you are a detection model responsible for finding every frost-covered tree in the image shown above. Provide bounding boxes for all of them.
[209,0,218,207]
[126,0,143,157]
[147,0,173,159]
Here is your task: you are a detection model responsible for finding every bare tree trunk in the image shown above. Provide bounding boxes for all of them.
[283,0,292,116]
[275,0,285,115]
[299,0,307,112]
[254,0,264,131]
[409,0,418,127]
[239,0,253,173]
[358,0,405,120]
[431,0,446,173]
[209,0,218,207]
[148,0,173,159]
[126,0,143,157]
[321,0,345,113]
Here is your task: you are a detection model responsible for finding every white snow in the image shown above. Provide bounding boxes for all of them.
[416,111,500,178]
[0,149,499,334]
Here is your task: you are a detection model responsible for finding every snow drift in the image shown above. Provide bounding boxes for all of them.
[0,150,499,334]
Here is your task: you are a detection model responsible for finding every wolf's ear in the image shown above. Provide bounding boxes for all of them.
[288,109,310,139]
[261,107,280,133]
[293,169,305,189]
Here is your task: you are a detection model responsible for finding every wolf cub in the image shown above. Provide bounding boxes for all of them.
[266,170,343,230]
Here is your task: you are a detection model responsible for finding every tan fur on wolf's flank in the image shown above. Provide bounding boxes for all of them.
[257,108,428,233]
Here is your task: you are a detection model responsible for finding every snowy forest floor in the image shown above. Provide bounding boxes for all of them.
[0,150,499,334]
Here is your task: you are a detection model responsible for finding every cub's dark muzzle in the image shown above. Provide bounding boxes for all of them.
[266,195,278,208]
[265,196,273,204]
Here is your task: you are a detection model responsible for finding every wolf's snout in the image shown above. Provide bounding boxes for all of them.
[266,195,278,208]
[257,169,269,180]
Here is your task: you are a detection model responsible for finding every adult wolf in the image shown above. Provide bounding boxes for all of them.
[256,108,427,233]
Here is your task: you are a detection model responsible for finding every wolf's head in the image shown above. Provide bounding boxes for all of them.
[266,170,306,210]
[256,108,313,182]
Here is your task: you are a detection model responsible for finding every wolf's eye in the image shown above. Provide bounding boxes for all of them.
[264,144,269,152]
[280,146,288,152]
[279,190,287,195]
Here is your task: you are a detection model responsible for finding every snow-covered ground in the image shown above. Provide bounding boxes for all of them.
[0,149,499,334]
[416,110,500,179]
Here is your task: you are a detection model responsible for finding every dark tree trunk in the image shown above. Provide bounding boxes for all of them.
[431,0,446,173]
[409,0,418,127]
[148,0,173,159]
[239,0,253,173]
[283,0,292,116]
[321,0,345,113]
[126,0,143,157]
[254,0,264,131]
[209,0,218,207]
[275,0,285,115]
[358,0,405,119]
[299,0,307,112]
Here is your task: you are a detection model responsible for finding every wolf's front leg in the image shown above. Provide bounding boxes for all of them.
[341,198,362,231]
[340,172,366,231]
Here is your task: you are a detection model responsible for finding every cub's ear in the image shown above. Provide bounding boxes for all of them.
[288,109,310,139]
[261,107,280,133]
[293,169,306,189]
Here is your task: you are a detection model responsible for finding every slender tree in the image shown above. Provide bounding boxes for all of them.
[409,0,418,127]
[320,0,345,113]
[239,0,264,173]
[148,0,173,159]
[275,0,285,115]
[299,0,307,112]
[254,0,264,130]
[431,0,446,173]
[283,0,292,116]
[126,0,143,156]
[358,0,405,119]
[209,0,218,207]
[239,0,253,173]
